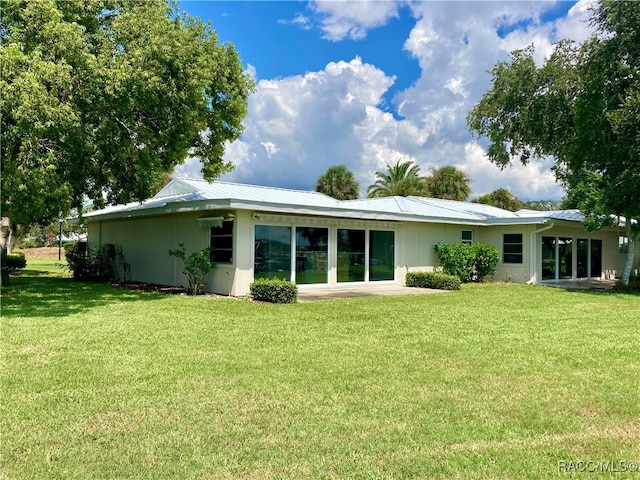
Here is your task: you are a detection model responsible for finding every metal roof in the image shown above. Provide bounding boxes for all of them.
[82,178,589,227]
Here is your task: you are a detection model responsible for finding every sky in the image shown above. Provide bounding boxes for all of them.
[174,0,597,201]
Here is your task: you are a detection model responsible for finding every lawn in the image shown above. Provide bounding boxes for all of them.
[1,255,639,479]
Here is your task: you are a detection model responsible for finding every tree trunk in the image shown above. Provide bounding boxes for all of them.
[0,217,12,286]
[621,226,637,285]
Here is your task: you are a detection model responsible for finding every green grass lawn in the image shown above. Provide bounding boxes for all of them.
[2,258,639,479]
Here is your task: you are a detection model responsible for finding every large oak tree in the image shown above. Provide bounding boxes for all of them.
[1,0,254,243]
[467,0,639,284]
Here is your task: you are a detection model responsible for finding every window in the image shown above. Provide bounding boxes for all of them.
[295,227,328,284]
[254,225,292,281]
[619,236,629,255]
[503,233,523,264]
[337,229,365,282]
[369,230,395,281]
[210,220,233,263]
[461,230,473,244]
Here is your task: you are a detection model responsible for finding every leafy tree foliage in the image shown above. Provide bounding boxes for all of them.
[315,165,360,200]
[472,188,523,212]
[1,0,254,228]
[367,160,428,198]
[425,165,472,201]
[521,199,564,211]
[467,0,640,283]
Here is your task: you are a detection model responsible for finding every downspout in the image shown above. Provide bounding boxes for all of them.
[526,222,555,285]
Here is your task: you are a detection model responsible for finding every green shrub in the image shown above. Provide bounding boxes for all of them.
[168,244,215,295]
[17,240,42,249]
[617,274,640,293]
[7,252,27,272]
[405,271,461,290]
[471,243,500,282]
[250,278,298,303]
[434,242,500,282]
[65,242,126,281]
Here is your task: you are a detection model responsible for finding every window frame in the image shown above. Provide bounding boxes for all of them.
[461,230,473,245]
[209,220,234,264]
[502,233,524,264]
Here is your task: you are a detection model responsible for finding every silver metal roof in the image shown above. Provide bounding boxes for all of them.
[82,178,588,227]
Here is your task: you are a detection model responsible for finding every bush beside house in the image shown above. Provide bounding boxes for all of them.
[434,242,500,282]
[250,278,298,303]
[405,271,461,290]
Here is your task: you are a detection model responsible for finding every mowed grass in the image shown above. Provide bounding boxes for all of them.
[1,256,639,479]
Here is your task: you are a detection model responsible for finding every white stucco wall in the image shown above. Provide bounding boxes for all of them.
[87,209,625,296]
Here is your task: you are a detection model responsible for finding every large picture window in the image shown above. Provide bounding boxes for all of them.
[337,229,365,282]
[254,225,291,281]
[210,220,234,263]
[295,227,328,284]
[503,233,523,264]
[369,230,394,281]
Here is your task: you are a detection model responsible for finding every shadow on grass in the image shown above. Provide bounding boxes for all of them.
[2,269,163,319]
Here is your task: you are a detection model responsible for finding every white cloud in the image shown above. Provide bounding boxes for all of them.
[310,0,402,41]
[177,1,598,201]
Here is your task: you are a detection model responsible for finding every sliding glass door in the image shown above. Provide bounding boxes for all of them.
[295,227,328,284]
[542,236,603,281]
[337,229,365,282]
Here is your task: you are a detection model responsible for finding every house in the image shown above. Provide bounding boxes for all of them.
[81,177,636,295]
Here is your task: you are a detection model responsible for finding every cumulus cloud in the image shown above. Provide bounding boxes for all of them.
[177,0,598,201]
[310,0,402,41]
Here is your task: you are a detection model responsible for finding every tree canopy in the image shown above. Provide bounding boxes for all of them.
[1,0,255,228]
[315,165,360,200]
[472,188,523,212]
[367,160,427,198]
[467,0,639,283]
[425,165,472,201]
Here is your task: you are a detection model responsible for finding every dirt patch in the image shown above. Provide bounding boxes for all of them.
[14,247,64,259]
[115,281,188,295]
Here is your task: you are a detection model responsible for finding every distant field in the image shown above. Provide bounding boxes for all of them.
[2,252,639,479]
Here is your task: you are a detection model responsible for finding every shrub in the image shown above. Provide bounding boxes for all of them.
[168,244,215,295]
[406,271,461,290]
[617,274,640,293]
[7,252,27,272]
[434,242,500,282]
[17,240,42,249]
[65,242,126,281]
[472,243,500,282]
[434,242,474,281]
[250,278,298,303]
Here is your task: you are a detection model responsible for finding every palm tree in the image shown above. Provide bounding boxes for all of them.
[425,165,472,201]
[472,188,523,211]
[315,165,360,200]
[366,160,427,198]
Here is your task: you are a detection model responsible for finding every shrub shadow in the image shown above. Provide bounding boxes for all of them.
[2,272,165,319]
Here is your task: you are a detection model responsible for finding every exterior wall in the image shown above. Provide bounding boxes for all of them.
[479,225,533,283]
[87,208,626,295]
[88,210,239,295]
[533,225,619,281]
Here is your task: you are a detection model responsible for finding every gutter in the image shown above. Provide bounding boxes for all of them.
[526,221,555,284]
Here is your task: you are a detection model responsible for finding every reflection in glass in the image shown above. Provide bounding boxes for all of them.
[254,225,291,281]
[369,230,394,281]
[337,229,365,282]
[295,227,328,284]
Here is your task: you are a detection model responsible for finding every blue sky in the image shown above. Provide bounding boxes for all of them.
[175,0,596,200]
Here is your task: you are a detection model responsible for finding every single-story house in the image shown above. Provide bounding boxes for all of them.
[81,177,637,295]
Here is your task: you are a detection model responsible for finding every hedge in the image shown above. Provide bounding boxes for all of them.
[405,271,461,290]
[250,278,298,303]
[7,252,27,272]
